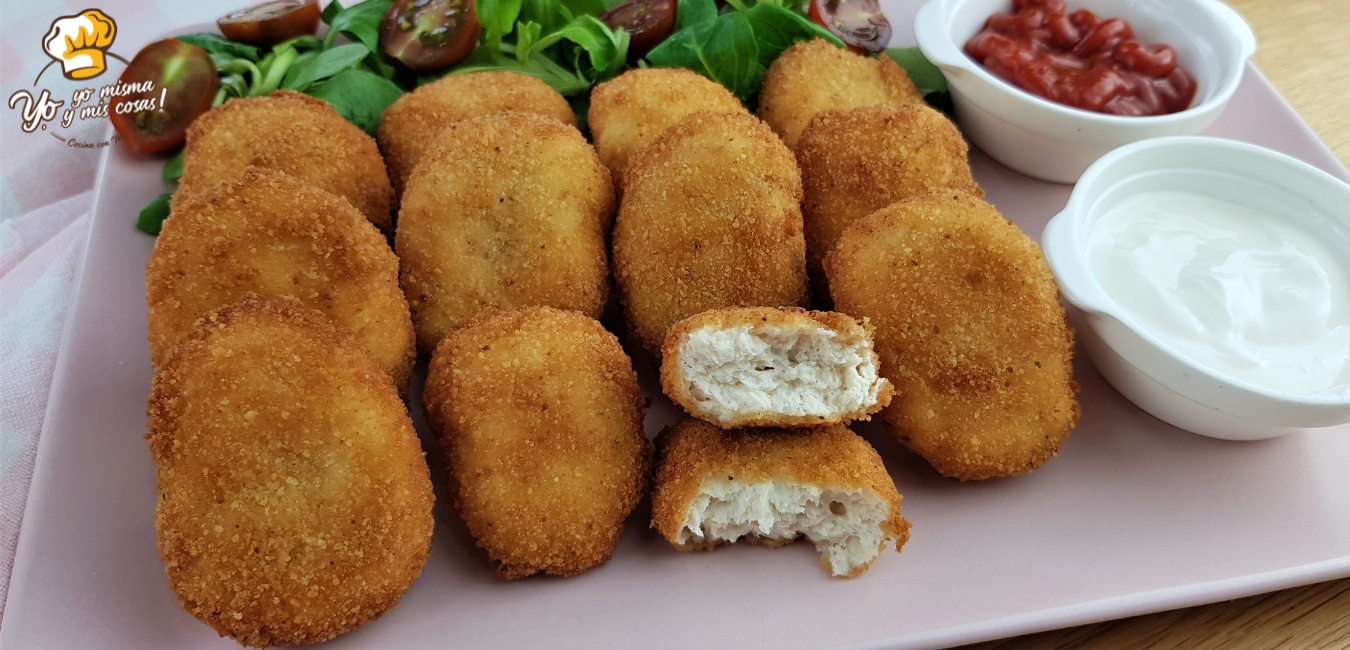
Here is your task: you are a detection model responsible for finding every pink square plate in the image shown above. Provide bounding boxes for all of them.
[3,4,1349,649]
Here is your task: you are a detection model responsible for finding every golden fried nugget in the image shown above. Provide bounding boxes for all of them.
[146,168,415,391]
[660,307,892,428]
[423,307,649,579]
[825,192,1080,480]
[757,38,923,150]
[797,104,982,295]
[613,111,807,357]
[147,297,434,647]
[396,112,613,354]
[651,418,908,577]
[588,67,747,182]
[378,71,577,200]
[176,91,393,231]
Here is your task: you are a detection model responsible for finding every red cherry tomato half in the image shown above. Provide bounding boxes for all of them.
[809,0,892,54]
[217,0,321,47]
[599,0,677,61]
[109,39,220,154]
[380,0,482,72]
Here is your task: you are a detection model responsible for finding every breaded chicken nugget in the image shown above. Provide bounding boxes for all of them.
[146,168,415,391]
[613,111,807,357]
[660,307,891,428]
[423,307,649,579]
[397,112,613,354]
[757,38,924,150]
[651,418,908,578]
[588,67,747,182]
[147,297,434,647]
[825,192,1080,480]
[176,91,393,231]
[378,71,577,200]
[798,104,982,295]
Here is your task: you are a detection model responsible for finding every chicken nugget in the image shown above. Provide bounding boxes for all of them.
[613,111,807,357]
[588,67,747,182]
[147,297,434,647]
[397,112,613,353]
[423,307,649,578]
[797,104,982,296]
[651,418,908,578]
[825,192,1080,480]
[757,38,923,150]
[147,167,415,391]
[378,71,577,200]
[660,306,891,428]
[176,90,393,231]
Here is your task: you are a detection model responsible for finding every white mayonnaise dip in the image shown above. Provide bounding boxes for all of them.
[1087,190,1350,397]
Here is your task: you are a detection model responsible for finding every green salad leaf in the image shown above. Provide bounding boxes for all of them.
[884,47,948,97]
[175,33,261,62]
[480,0,526,48]
[741,2,841,68]
[307,69,406,135]
[162,150,185,183]
[322,0,392,51]
[136,193,173,236]
[283,43,371,89]
[446,0,629,96]
[675,0,717,29]
[647,0,761,100]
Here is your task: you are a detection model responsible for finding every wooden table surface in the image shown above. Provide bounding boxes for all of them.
[960,1,1350,648]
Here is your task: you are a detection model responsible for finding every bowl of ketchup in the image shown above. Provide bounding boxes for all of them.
[914,0,1255,183]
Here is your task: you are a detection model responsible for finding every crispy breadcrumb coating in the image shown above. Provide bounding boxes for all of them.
[378,71,577,200]
[147,297,434,647]
[756,39,923,150]
[176,91,393,232]
[651,418,909,577]
[588,67,747,183]
[423,307,650,579]
[613,111,807,357]
[797,104,982,297]
[660,306,892,427]
[396,112,613,354]
[146,168,415,392]
[825,192,1080,480]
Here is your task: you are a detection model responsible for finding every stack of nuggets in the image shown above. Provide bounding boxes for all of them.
[653,307,908,577]
[393,91,652,579]
[146,93,434,646]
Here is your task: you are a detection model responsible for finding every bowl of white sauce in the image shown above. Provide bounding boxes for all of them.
[1043,136,1350,440]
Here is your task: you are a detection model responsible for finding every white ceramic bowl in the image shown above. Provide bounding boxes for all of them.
[913,0,1256,184]
[1042,136,1350,440]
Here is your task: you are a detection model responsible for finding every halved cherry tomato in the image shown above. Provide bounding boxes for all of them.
[809,0,892,54]
[380,0,482,72]
[109,39,219,154]
[217,0,321,47]
[600,0,677,61]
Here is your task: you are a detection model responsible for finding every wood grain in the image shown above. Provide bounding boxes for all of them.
[959,1,1350,648]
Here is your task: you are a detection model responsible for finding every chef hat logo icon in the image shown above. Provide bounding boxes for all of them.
[42,9,118,81]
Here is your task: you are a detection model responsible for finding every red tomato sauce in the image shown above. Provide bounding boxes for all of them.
[963,0,1198,116]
